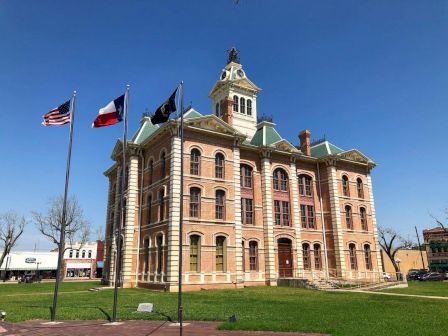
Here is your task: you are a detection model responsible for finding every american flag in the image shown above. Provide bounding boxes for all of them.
[42,100,71,126]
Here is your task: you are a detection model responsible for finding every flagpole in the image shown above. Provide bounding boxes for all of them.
[177,81,184,336]
[112,85,129,322]
[51,90,76,321]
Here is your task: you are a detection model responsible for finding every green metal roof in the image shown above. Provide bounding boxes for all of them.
[132,118,159,145]
[310,141,344,158]
[182,108,203,119]
[250,121,282,146]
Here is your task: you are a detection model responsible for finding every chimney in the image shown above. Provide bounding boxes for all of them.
[299,130,311,156]
[221,97,233,126]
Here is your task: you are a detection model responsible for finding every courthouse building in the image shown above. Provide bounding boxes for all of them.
[102,51,383,291]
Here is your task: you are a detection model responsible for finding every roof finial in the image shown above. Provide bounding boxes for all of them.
[227,47,240,64]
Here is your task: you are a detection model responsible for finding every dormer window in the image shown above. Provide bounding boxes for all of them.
[240,97,246,114]
[247,99,252,116]
[233,95,239,112]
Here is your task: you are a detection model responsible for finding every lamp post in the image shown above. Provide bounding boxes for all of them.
[395,258,401,281]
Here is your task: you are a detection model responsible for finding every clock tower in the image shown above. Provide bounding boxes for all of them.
[209,48,261,140]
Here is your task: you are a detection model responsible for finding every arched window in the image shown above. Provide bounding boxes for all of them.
[240,164,253,188]
[190,235,200,272]
[159,189,165,221]
[360,207,368,231]
[148,159,154,185]
[215,190,225,220]
[273,168,288,191]
[215,103,220,117]
[190,149,200,175]
[345,205,353,230]
[298,174,313,196]
[364,244,372,270]
[69,250,73,258]
[156,235,163,274]
[88,250,92,259]
[161,152,166,178]
[303,243,311,270]
[75,250,79,258]
[349,243,357,270]
[147,195,152,224]
[82,250,86,258]
[233,95,239,112]
[215,153,224,179]
[189,187,201,218]
[342,175,350,197]
[357,178,364,199]
[143,238,150,274]
[249,241,258,271]
[247,99,252,115]
[240,97,246,114]
[314,244,322,270]
[216,236,226,272]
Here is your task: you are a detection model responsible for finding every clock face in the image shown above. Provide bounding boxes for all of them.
[221,71,227,80]
[237,69,244,78]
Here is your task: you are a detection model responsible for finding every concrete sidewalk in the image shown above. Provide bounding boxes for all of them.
[0,320,328,336]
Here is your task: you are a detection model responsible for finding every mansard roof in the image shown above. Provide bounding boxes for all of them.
[311,140,344,158]
[249,121,299,153]
[132,117,159,145]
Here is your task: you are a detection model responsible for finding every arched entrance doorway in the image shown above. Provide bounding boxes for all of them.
[278,238,293,278]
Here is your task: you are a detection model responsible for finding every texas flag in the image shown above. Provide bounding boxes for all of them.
[92,95,125,128]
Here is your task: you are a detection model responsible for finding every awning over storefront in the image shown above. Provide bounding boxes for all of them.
[430,263,448,268]
[66,262,92,269]
[0,252,58,271]
[96,261,104,268]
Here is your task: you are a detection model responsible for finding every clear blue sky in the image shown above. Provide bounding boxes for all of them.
[1,1,447,250]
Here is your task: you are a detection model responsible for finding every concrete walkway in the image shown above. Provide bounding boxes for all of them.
[331,289,448,300]
[0,320,328,336]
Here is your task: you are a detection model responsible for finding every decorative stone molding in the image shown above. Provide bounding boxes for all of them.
[233,146,244,286]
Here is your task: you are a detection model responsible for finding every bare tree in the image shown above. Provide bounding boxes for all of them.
[0,211,27,271]
[32,196,90,279]
[378,227,413,275]
[94,226,104,241]
[430,209,447,232]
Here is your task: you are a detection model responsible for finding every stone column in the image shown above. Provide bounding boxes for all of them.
[289,161,304,276]
[367,173,383,275]
[327,163,346,278]
[108,167,122,285]
[260,152,276,285]
[121,154,139,287]
[233,145,244,287]
[166,136,182,291]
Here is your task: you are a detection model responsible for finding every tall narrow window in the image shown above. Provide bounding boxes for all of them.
[69,250,73,258]
[274,200,281,225]
[88,250,92,258]
[303,243,311,270]
[147,195,152,224]
[216,236,226,272]
[240,97,246,114]
[342,175,350,197]
[298,174,313,196]
[215,103,220,117]
[301,205,315,229]
[345,205,353,230]
[240,165,253,188]
[360,207,368,231]
[159,189,165,221]
[249,241,258,271]
[215,190,225,220]
[189,187,200,218]
[190,235,200,272]
[282,201,290,226]
[148,159,154,185]
[274,201,290,226]
[349,244,357,270]
[241,198,254,225]
[233,95,239,112]
[273,168,288,191]
[242,241,246,271]
[82,250,86,258]
[157,235,163,274]
[190,149,200,175]
[364,244,372,270]
[314,244,322,270]
[161,152,166,178]
[247,99,252,115]
[144,238,150,274]
[357,178,364,199]
[76,250,79,258]
[215,153,224,179]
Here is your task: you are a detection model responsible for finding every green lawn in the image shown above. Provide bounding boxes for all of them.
[0,281,447,336]
[381,280,448,297]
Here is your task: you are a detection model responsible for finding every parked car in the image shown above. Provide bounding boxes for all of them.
[420,272,444,281]
[17,274,41,284]
[407,269,427,280]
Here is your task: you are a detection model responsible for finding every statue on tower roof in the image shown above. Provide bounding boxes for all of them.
[227,47,240,64]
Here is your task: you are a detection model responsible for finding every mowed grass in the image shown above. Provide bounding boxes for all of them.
[381,280,448,297]
[0,281,447,336]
